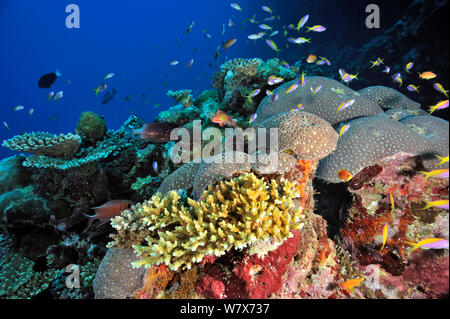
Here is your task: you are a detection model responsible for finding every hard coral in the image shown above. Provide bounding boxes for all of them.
[156,161,201,196]
[75,111,107,145]
[358,86,421,110]
[253,76,383,128]
[2,132,81,159]
[167,89,194,108]
[109,173,303,272]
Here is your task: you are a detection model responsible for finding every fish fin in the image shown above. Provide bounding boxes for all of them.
[419,171,430,179]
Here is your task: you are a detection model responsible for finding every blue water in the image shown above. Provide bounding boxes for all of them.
[0,0,438,159]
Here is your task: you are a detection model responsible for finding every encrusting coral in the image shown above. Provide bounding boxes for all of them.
[108,172,304,272]
[75,111,107,145]
[2,132,81,159]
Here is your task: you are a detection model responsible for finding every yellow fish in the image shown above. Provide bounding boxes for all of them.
[380,223,388,252]
[421,200,449,210]
[403,238,449,252]
[419,168,449,179]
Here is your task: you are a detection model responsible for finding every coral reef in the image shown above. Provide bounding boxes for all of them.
[167,89,194,108]
[2,132,81,159]
[253,76,384,128]
[75,111,107,145]
[317,115,449,183]
[358,86,421,110]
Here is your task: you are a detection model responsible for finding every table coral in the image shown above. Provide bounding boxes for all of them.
[2,132,81,159]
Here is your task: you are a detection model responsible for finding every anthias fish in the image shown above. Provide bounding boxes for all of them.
[86,200,134,223]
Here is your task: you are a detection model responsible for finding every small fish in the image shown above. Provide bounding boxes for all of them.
[132,123,175,143]
[13,105,25,111]
[186,21,195,34]
[94,84,107,95]
[248,14,258,24]
[248,113,257,127]
[291,103,304,112]
[264,16,277,22]
[244,89,261,103]
[271,93,278,102]
[38,70,61,88]
[434,154,449,166]
[48,91,55,100]
[259,24,272,30]
[3,121,10,130]
[429,100,449,114]
[296,14,309,31]
[316,56,331,66]
[418,71,436,80]
[222,23,226,36]
[299,72,306,87]
[27,108,34,116]
[285,82,299,94]
[212,110,236,127]
[268,75,283,85]
[306,25,326,32]
[265,39,280,52]
[420,168,449,179]
[421,200,449,210]
[404,238,449,252]
[104,73,115,80]
[86,200,134,224]
[230,3,242,11]
[340,277,365,293]
[389,192,395,215]
[337,169,353,182]
[53,90,64,101]
[336,99,355,112]
[287,37,311,44]
[248,32,265,40]
[228,18,235,27]
[393,73,403,86]
[307,54,317,63]
[310,85,322,95]
[339,69,358,83]
[187,59,194,68]
[223,38,237,49]
[369,57,384,69]
[382,66,390,74]
[170,60,179,66]
[153,103,161,108]
[338,123,350,137]
[331,88,345,95]
[433,83,449,97]
[405,62,414,73]
[261,5,272,14]
[269,30,279,37]
[407,84,420,92]
[152,161,158,174]
[380,223,388,252]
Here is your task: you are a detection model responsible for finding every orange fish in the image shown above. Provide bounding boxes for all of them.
[320,250,326,264]
[340,277,365,293]
[337,169,353,182]
[86,200,134,224]
[212,110,236,127]
[223,38,237,49]
[306,54,317,63]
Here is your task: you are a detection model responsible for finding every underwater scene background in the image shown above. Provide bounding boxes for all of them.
[0,0,448,300]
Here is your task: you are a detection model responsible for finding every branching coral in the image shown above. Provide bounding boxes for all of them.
[109,173,304,272]
[2,132,81,159]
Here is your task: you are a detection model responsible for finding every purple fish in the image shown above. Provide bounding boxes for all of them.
[422,239,449,249]
[187,59,194,68]
[152,161,158,173]
[271,93,278,102]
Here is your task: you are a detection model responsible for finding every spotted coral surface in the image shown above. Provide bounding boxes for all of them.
[253,76,384,127]
[358,86,421,110]
[317,115,449,183]
[156,161,201,196]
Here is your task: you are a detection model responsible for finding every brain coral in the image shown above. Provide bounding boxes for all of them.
[156,161,202,196]
[109,173,303,272]
[192,151,254,200]
[93,248,147,299]
[259,111,338,161]
[2,132,81,159]
[253,76,384,127]
[358,86,421,110]
[316,115,449,183]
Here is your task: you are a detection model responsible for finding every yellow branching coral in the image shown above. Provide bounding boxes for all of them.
[109,173,304,271]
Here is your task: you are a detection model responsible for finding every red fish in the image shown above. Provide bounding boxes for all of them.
[212,110,236,127]
[85,200,134,224]
[132,123,175,142]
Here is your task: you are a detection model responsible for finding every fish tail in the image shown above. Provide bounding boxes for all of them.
[419,171,430,179]
[93,88,99,95]
[402,240,419,252]
[429,105,436,114]
[306,27,312,32]
[421,200,432,210]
